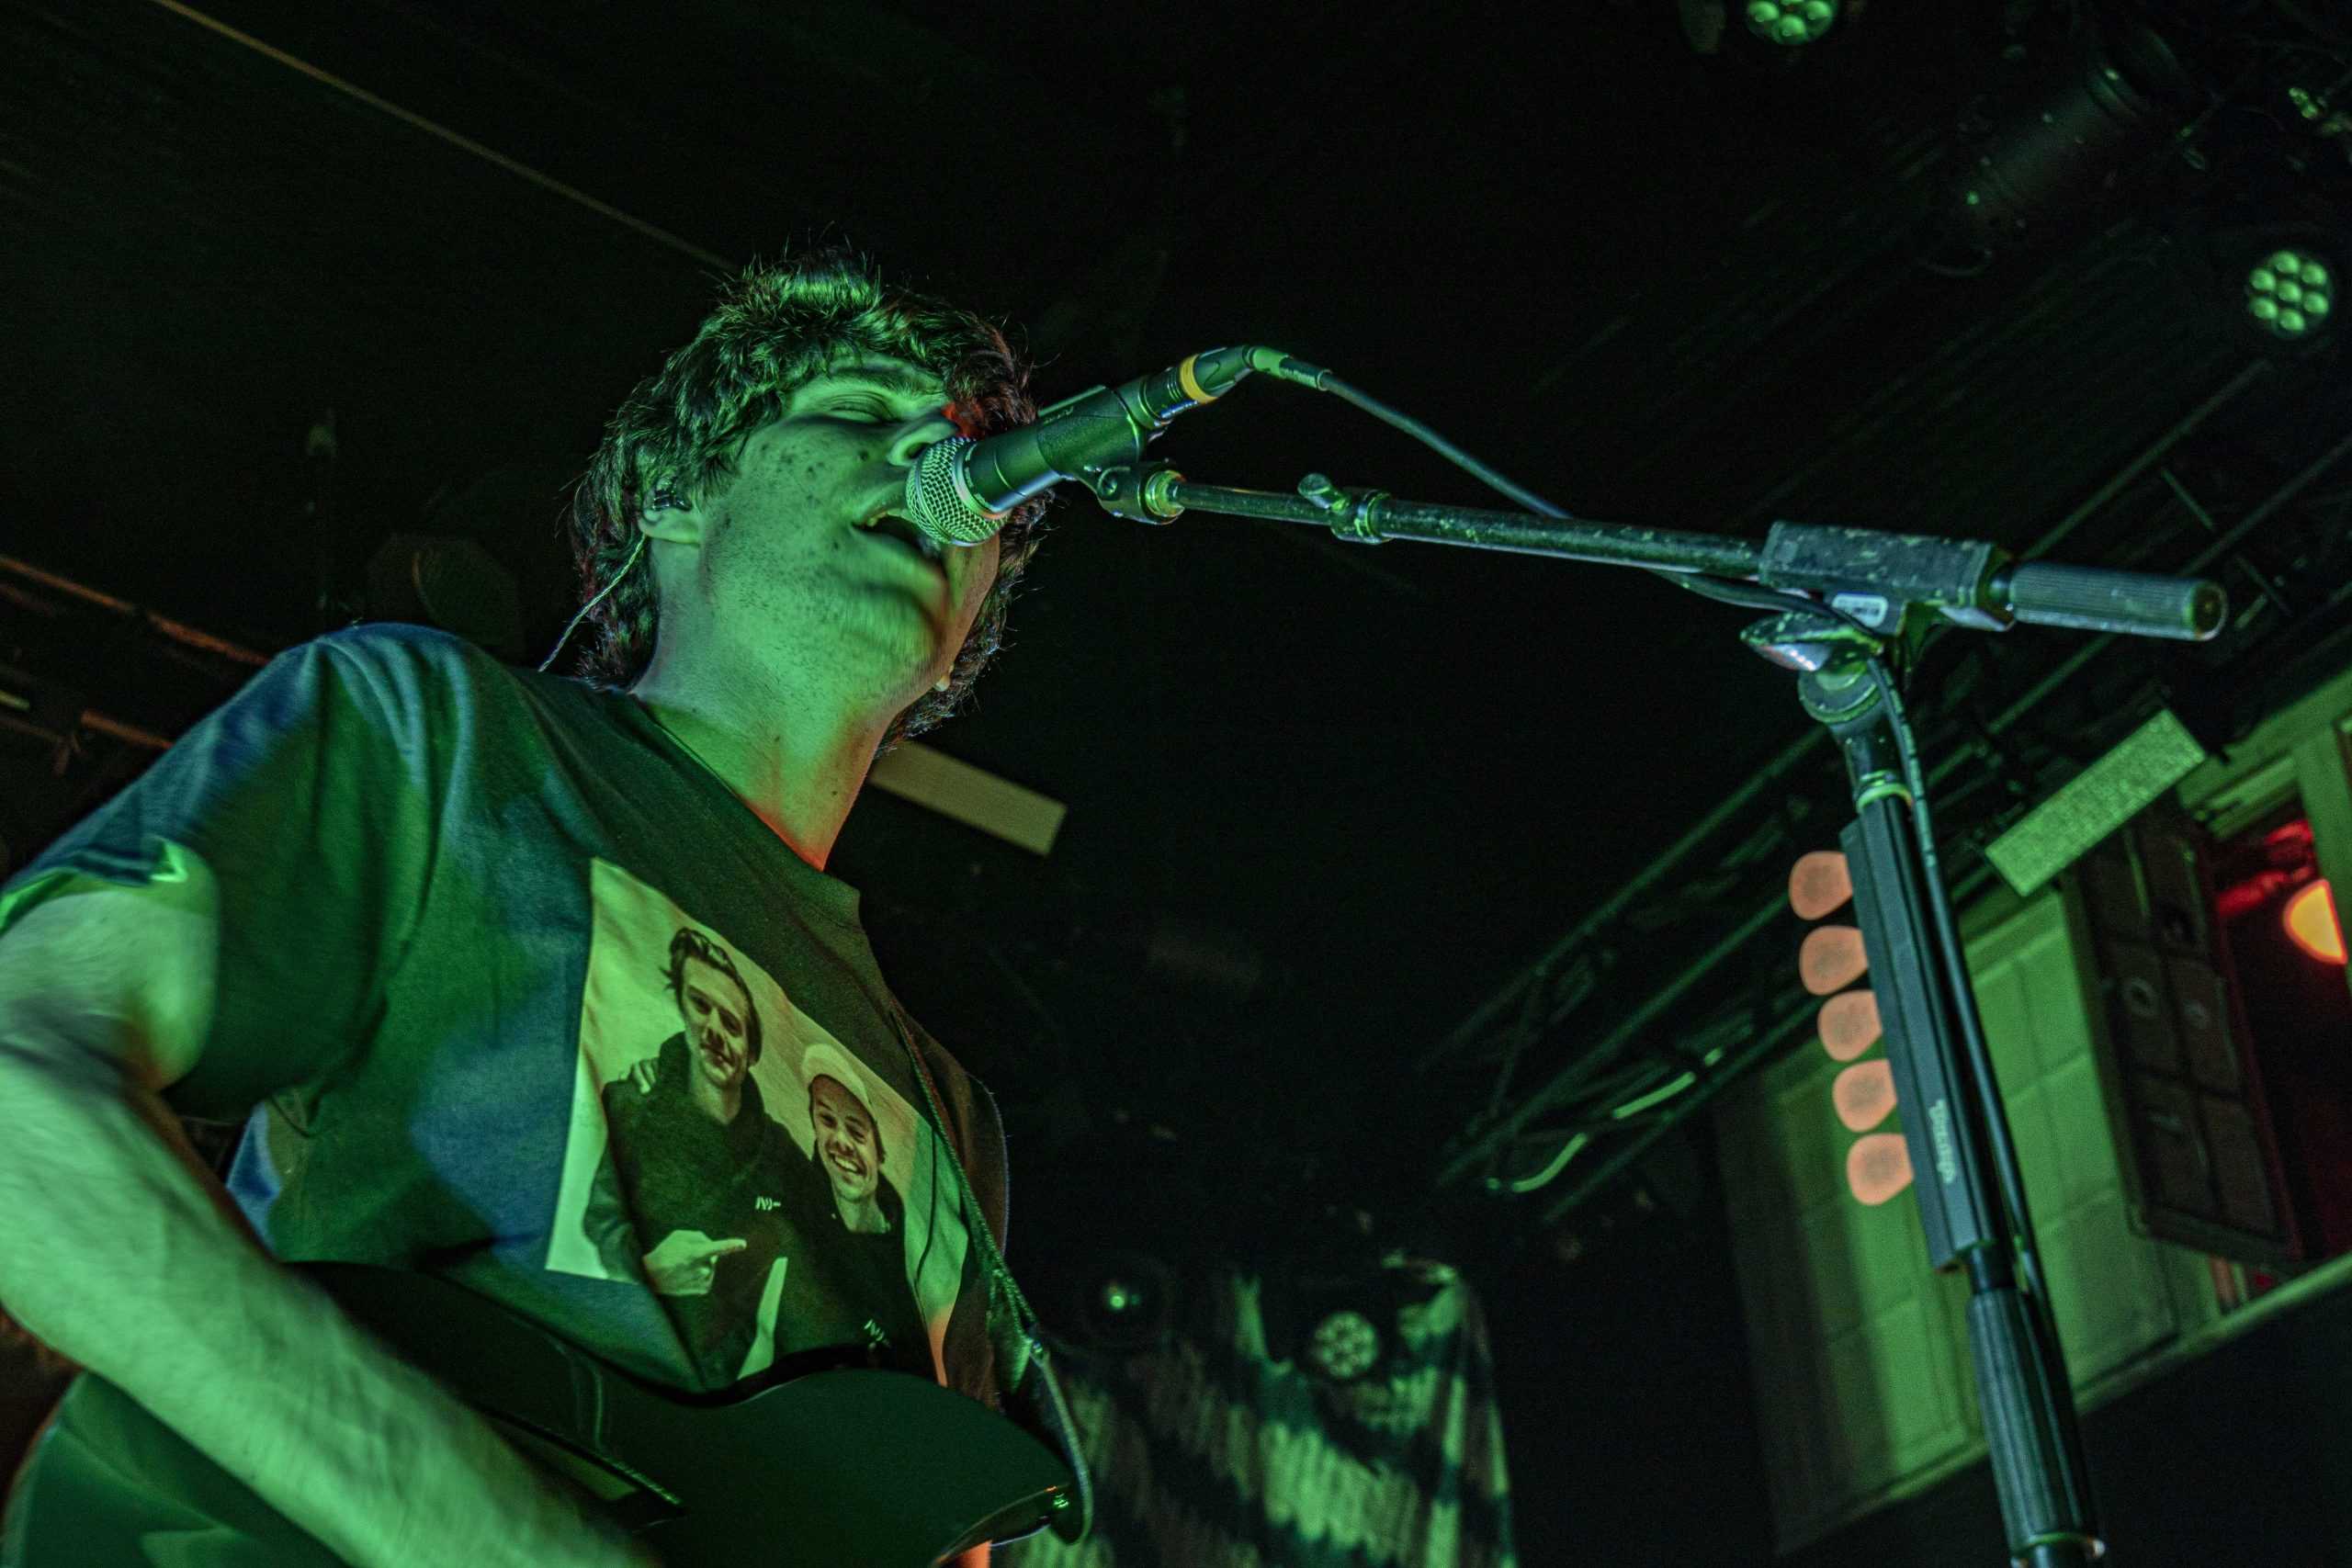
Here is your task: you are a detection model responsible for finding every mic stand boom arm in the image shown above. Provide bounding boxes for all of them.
[1116,466,2221,640]
[1099,463,2227,1567]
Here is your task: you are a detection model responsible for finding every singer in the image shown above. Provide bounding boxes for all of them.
[0,248,1080,1567]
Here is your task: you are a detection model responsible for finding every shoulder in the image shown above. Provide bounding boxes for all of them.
[609,1034,687,1099]
[224,623,503,729]
[282,624,605,748]
[301,623,519,705]
[764,1111,819,1171]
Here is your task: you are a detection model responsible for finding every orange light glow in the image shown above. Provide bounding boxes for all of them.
[1789,850,1853,920]
[2284,879,2346,964]
[1833,1059,1897,1132]
[1817,989,1883,1061]
[1799,924,1870,996]
[1847,1132,1914,1205]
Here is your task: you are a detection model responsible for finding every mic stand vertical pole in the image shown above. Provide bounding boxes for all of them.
[306,408,340,631]
[1744,607,2103,1568]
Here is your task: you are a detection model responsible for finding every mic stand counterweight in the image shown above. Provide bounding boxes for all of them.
[1085,461,2199,1566]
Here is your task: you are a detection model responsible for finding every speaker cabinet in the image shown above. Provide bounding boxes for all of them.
[2072,805,2326,1268]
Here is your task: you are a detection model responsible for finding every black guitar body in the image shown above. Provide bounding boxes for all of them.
[1,1264,1074,1567]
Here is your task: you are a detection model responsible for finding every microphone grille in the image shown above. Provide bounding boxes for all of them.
[904,437,1004,545]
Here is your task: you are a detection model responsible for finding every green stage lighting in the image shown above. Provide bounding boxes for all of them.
[2245,249,2335,342]
[1745,0,1836,46]
[1304,1309,1383,1382]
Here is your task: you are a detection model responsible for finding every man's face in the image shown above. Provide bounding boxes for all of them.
[681,355,1002,709]
[676,957,753,1093]
[809,1076,881,1204]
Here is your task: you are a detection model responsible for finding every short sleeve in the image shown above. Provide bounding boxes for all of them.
[0,627,446,1121]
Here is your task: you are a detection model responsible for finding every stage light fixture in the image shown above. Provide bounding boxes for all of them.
[1071,1249,1179,1350]
[1744,0,1835,47]
[2245,248,2335,344]
[2283,879,2345,965]
[1938,23,2199,257]
[2179,202,2347,360]
[1304,1308,1384,1383]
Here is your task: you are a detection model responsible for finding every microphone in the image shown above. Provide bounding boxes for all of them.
[902,345,1309,545]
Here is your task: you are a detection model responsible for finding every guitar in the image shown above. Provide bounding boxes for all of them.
[1,1263,1076,1566]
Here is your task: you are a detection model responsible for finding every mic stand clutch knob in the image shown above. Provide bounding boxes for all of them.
[1081,462,1189,525]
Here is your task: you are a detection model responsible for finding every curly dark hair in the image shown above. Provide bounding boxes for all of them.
[565,246,1049,756]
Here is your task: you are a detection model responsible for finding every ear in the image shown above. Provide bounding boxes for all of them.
[638,484,707,547]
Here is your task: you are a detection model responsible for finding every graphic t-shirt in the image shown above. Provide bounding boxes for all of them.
[0,624,1010,1403]
[582,1030,806,1377]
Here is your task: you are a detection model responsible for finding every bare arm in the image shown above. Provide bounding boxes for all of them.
[0,866,650,1568]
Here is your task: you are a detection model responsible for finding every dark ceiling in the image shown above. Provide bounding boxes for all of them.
[7,0,2352,1551]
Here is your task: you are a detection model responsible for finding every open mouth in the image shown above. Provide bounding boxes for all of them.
[855,510,944,564]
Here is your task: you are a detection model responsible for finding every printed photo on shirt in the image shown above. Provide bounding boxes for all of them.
[544,860,976,1388]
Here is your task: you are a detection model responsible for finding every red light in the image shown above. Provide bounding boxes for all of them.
[2284,879,2346,964]
[2217,868,2295,921]
[2265,819,2316,861]
[2222,818,2323,921]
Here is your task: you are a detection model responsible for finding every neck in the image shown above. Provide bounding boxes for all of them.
[834,1192,890,1235]
[629,635,897,873]
[688,1070,742,1124]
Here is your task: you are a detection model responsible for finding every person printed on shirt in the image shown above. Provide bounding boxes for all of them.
[776,1040,928,1362]
[582,928,801,1374]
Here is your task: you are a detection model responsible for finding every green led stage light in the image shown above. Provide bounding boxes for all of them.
[1745,0,1836,47]
[2245,249,2335,343]
[1303,1309,1383,1383]
[1072,1250,1178,1350]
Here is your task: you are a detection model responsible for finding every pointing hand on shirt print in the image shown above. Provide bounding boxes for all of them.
[641,1228,750,1296]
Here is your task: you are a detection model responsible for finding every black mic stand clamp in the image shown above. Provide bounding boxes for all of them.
[1076,461,1191,526]
[1744,603,2104,1568]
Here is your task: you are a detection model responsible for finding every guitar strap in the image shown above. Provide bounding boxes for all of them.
[888,1003,1094,1545]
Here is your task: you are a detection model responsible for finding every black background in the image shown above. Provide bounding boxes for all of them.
[7,2,2352,1559]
